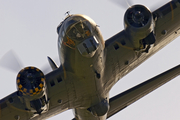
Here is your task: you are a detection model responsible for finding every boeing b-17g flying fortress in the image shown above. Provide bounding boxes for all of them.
[0,0,180,120]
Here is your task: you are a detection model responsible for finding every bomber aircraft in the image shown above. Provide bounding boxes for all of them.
[1,0,180,120]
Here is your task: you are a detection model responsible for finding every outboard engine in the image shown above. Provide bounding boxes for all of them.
[17,66,49,114]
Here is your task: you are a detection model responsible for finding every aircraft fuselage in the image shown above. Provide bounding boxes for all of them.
[57,14,109,119]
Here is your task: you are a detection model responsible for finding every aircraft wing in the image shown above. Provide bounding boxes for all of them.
[0,91,33,120]
[107,64,180,118]
[0,66,69,120]
[104,0,180,118]
[104,0,180,83]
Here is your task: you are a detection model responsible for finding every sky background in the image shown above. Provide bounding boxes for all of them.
[0,0,180,120]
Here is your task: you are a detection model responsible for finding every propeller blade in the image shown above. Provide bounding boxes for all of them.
[110,0,133,9]
[0,50,23,73]
[125,0,132,8]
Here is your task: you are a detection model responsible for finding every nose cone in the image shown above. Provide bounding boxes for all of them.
[58,15,94,51]
[64,18,92,42]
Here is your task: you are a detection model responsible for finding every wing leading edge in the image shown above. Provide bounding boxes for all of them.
[107,64,180,118]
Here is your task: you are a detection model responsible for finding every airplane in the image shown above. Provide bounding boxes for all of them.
[1,0,180,120]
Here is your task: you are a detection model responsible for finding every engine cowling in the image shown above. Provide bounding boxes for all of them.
[17,66,49,114]
[124,5,155,50]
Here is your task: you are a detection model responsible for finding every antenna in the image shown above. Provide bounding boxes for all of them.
[65,11,70,16]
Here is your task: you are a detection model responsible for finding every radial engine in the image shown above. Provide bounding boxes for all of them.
[124,5,156,50]
[16,66,49,114]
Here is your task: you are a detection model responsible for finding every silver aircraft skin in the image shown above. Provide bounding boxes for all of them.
[1,0,180,120]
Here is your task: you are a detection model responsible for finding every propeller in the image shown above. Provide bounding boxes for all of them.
[110,0,168,12]
[0,50,53,74]
[0,50,23,73]
[110,0,133,9]
[126,5,150,27]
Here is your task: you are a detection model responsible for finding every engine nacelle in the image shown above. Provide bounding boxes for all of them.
[16,66,49,114]
[124,5,155,50]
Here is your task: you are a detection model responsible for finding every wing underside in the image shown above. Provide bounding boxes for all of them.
[105,0,180,118]
[107,64,180,118]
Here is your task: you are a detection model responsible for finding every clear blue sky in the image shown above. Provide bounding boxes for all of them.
[0,0,180,120]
